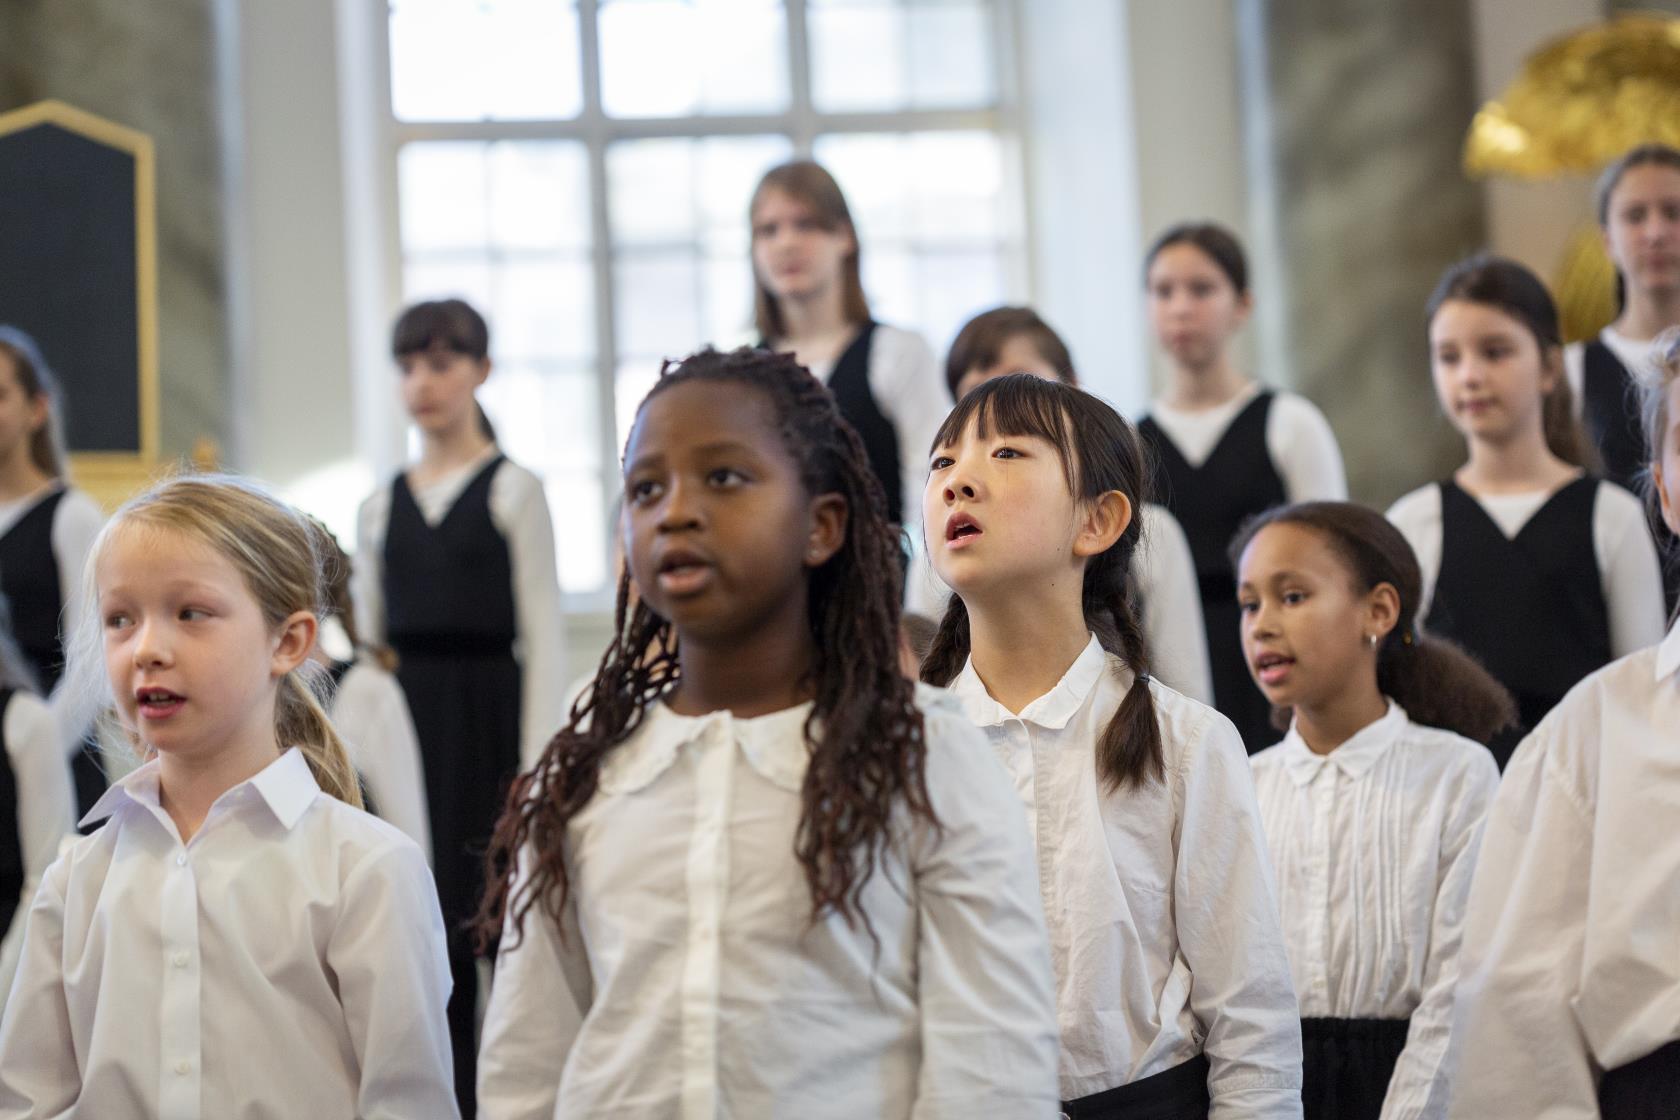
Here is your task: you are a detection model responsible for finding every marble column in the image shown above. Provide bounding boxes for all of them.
[0,0,229,462]
[1237,0,1487,505]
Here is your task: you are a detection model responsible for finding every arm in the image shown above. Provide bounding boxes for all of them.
[909,710,1059,1119]
[47,490,104,752]
[1175,711,1304,1120]
[870,327,949,536]
[0,857,78,1118]
[1594,485,1667,658]
[353,490,389,652]
[351,671,433,865]
[478,847,593,1120]
[1387,489,1443,619]
[1269,395,1348,502]
[1136,506,1214,704]
[1447,731,1598,1119]
[1380,750,1499,1120]
[496,472,567,771]
[0,696,75,1002]
[329,841,460,1120]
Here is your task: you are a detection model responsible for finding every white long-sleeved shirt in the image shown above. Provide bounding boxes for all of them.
[354,452,567,769]
[0,748,458,1120]
[330,660,432,864]
[1386,479,1666,660]
[1251,702,1498,1120]
[948,635,1303,1115]
[1135,503,1215,705]
[1146,385,1348,502]
[0,485,104,759]
[477,686,1060,1120]
[1449,620,1680,1120]
[0,691,74,1009]
[1563,326,1667,415]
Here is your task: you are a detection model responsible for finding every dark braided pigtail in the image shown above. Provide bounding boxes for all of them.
[922,372,1165,788]
[478,346,935,952]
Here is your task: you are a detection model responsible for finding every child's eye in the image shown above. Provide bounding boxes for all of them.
[103,612,131,630]
[929,455,953,471]
[1238,600,1258,614]
[993,446,1023,460]
[707,467,746,488]
[179,608,211,622]
[1283,590,1307,605]
[627,478,662,504]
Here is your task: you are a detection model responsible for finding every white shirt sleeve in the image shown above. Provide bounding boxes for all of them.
[0,855,76,1116]
[0,695,74,1008]
[327,841,459,1120]
[335,666,432,865]
[1448,733,1599,1119]
[1592,482,1668,658]
[1267,393,1347,502]
[908,706,1061,1115]
[490,468,567,771]
[1563,341,1586,420]
[353,487,392,652]
[1381,749,1498,1120]
[1387,487,1444,619]
[1175,708,1305,1119]
[867,325,950,536]
[477,848,593,1120]
[46,490,104,753]
[1135,505,1213,705]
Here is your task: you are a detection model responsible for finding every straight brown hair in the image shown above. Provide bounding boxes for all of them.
[749,161,871,341]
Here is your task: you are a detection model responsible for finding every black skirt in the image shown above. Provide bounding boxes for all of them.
[1301,1017,1410,1120]
[1061,1053,1211,1120]
[1599,1038,1680,1120]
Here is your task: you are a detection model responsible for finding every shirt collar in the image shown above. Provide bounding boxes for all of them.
[1658,618,1680,684]
[1278,700,1407,787]
[80,747,322,831]
[598,697,818,795]
[948,633,1112,731]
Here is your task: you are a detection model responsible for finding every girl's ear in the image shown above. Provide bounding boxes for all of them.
[1363,581,1402,644]
[804,492,848,568]
[1657,459,1678,536]
[1073,490,1132,560]
[271,610,319,678]
[474,357,492,388]
[1538,344,1564,395]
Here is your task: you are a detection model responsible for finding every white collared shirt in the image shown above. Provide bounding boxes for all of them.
[1449,620,1680,1120]
[948,635,1303,1116]
[1251,702,1498,1120]
[0,691,75,1010]
[477,687,1060,1120]
[330,659,433,864]
[0,748,458,1120]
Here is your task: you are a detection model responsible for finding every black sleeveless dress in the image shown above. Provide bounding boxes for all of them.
[381,455,522,1119]
[1139,392,1287,753]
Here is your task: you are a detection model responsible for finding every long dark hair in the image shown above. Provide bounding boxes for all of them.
[919,373,1164,789]
[1426,253,1596,471]
[392,298,498,443]
[1595,143,1680,314]
[478,346,933,950]
[0,326,68,478]
[1229,502,1517,744]
[944,305,1076,400]
[750,161,871,341]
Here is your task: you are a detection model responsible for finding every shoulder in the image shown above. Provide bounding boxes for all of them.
[1503,648,1656,812]
[307,796,432,885]
[489,458,549,509]
[1397,717,1499,789]
[55,487,105,532]
[1386,483,1442,531]
[1247,738,1285,777]
[1592,478,1648,529]
[2,689,55,753]
[1267,389,1335,434]
[357,482,394,529]
[1142,675,1245,775]
[334,661,403,709]
[868,323,938,378]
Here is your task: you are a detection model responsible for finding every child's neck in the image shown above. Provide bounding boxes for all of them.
[1292,675,1391,756]
[668,593,818,719]
[965,576,1092,715]
[1457,426,1577,496]
[774,290,857,366]
[1613,287,1680,343]
[1165,356,1249,410]
[0,446,53,503]
[415,418,493,480]
[157,735,284,843]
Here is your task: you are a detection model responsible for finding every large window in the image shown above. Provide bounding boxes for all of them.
[387,0,1025,599]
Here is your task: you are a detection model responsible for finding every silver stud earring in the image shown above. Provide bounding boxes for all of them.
[1365,633,1379,648]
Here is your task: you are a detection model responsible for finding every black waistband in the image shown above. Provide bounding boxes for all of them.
[391,634,516,659]
[1062,1052,1210,1119]
[1301,1017,1412,1044]
[1599,1037,1680,1117]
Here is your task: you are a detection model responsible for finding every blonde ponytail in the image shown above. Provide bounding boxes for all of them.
[278,671,363,809]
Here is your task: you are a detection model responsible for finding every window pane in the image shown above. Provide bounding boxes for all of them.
[810,0,993,112]
[404,256,494,309]
[399,142,491,251]
[614,251,702,360]
[599,0,788,118]
[390,0,582,122]
[488,144,591,252]
[615,359,663,454]
[491,259,595,363]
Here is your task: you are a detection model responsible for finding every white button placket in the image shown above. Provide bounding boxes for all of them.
[678,717,736,1120]
[157,842,203,1120]
[1308,767,1335,1005]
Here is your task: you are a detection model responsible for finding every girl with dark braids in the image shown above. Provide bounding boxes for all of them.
[922,373,1302,1120]
[474,347,1059,1119]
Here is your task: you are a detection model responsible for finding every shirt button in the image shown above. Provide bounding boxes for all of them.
[175,854,187,867]
[173,952,190,968]
[175,1060,191,1075]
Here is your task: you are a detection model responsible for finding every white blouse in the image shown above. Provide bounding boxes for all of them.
[477,687,1060,1120]
[948,636,1303,1115]
[0,691,74,1010]
[1449,620,1680,1120]
[330,660,432,863]
[1135,503,1215,705]
[0,748,457,1120]
[1386,479,1666,660]
[1563,326,1667,414]
[1251,702,1499,1119]
[1146,385,1348,502]
[0,484,105,758]
[354,453,567,769]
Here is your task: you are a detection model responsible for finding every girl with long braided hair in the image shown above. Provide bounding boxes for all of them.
[475,347,1058,1119]
[921,373,1301,1119]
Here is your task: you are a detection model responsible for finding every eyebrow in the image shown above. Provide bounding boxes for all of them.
[625,439,763,474]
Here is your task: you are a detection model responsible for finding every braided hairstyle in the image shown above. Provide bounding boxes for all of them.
[920,373,1164,789]
[478,346,935,951]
